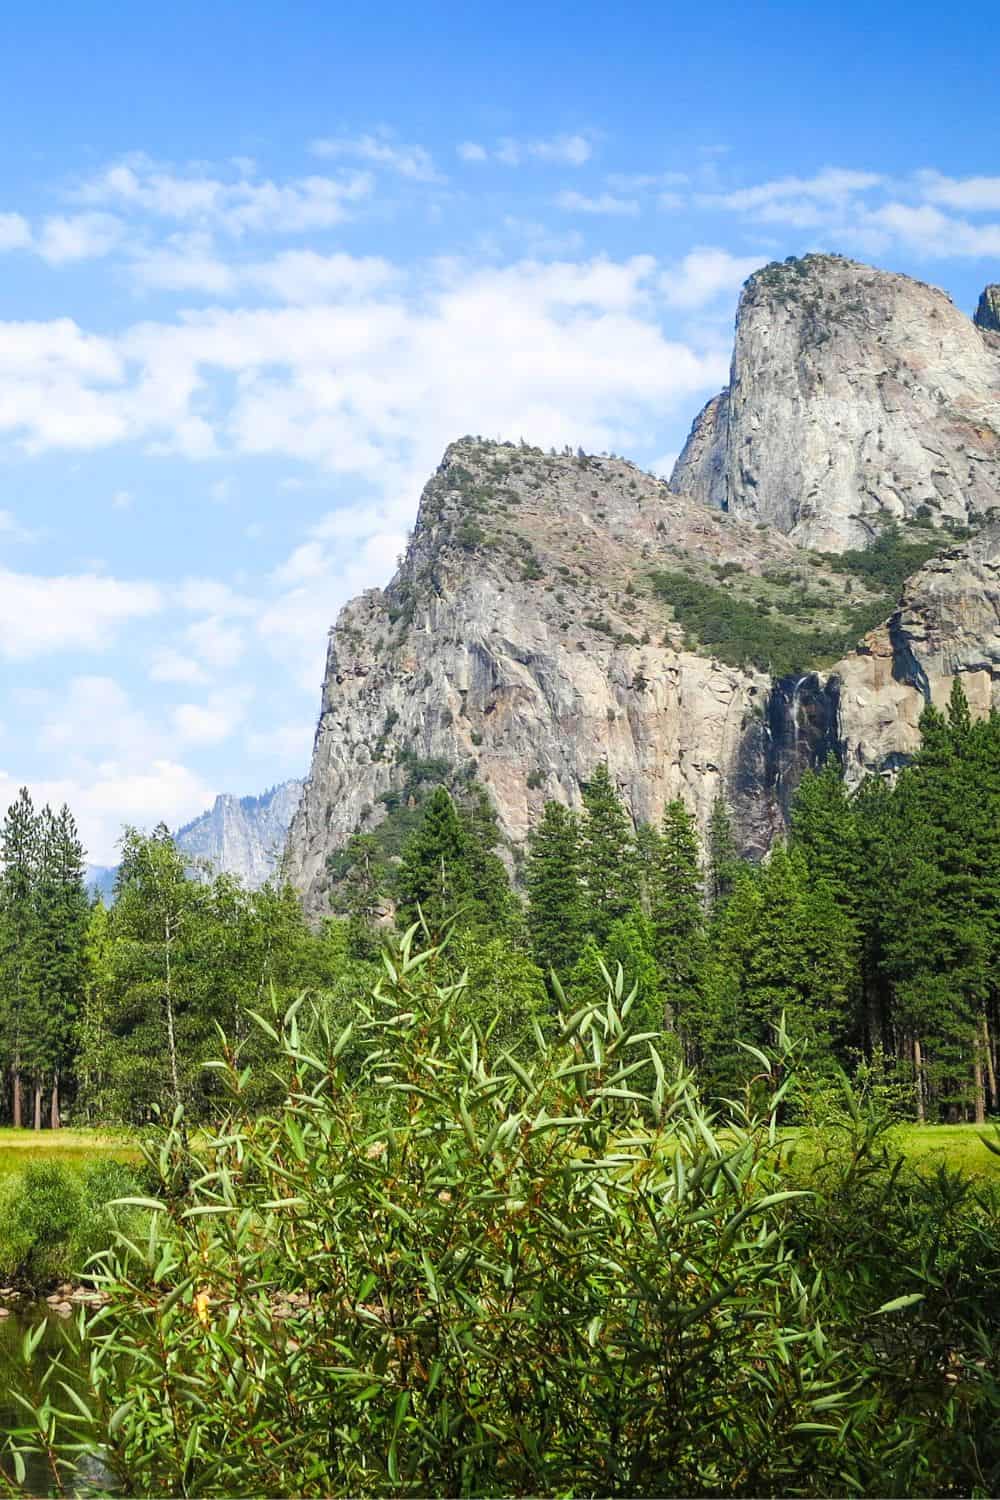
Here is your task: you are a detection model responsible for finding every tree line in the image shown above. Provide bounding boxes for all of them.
[2,675,997,1126]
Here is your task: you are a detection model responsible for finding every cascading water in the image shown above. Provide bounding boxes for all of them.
[790,674,812,761]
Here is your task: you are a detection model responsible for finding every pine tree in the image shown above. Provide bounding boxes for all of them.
[706,795,739,911]
[579,764,639,944]
[0,789,40,1127]
[696,846,851,1096]
[395,788,474,934]
[879,682,1000,1120]
[648,799,705,1047]
[603,910,661,1032]
[459,787,518,935]
[525,801,586,978]
[30,805,89,1127]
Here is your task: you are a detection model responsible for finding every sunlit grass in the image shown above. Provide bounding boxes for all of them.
[0,1127,137,1177]
[890,1121,1000,1180]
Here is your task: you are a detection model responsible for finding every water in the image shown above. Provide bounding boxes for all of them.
[0,1307,112,1497]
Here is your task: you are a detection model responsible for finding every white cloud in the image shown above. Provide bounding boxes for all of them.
[866,201,1000,257]
[918,171,1000,212]
[0,509,37,542]
[149,648,209,685]
[0,213,31,252]
[660,247,765,308]
[0,760,215,865]
[111,488,133,509]
[0,255,729,492]
[462,134,593,167]
[246,721,313,763]
[129,239,399,302]
[555,190,639,217]
[184,616,246,669]
[75,155,373,236]
[310,132,440,182]
[703,167,883,215]
[0,568,160,659]
[175,578,255,616]
[36,213,124,264]
[272,540,330,585]
[172,699,243,746]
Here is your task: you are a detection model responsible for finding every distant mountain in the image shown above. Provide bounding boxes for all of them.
[174,780,304,890]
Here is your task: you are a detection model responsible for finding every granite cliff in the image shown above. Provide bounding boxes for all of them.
[175,781,303,889]
[671,254,1000,550]
[285,256,1000,915]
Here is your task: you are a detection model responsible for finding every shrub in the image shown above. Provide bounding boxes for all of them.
[18,944,1000,1497]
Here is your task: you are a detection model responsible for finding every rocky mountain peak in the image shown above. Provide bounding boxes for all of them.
[174,780,303,888]
[975,283,1000,335]
[671,254,1000,551]
[283,437,902,912]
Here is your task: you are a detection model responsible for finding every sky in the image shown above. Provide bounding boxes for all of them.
[1,0,999,863]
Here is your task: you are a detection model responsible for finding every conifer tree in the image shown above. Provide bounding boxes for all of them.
[697,846,851,1096]
[579,764,639,944]
[706,794,739,911]
[0,789,39,1127]
[648,799,705,1046]
[603,910,661,1032]
[525,801,585,978]
[396,788,474,933]
[30,804,89,1127]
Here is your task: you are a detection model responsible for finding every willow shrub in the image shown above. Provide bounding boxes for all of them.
[5,932,983,1497]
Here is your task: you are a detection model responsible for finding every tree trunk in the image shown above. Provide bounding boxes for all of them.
[164,915,182,1118]
[12,1068,22,1130]
[981,1013,997,1115]
[913,1036,926,1123]
[973,1045,986,1126]
[32,1080,41,1132]
[50,1073,60,1131]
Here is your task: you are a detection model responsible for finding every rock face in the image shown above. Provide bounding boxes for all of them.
[175,781,303,889]
[671,255,1000,551]
[975,285,1000,335]
[286,257,1000,914]
[284,440,878,913]
[836,524,1000,780]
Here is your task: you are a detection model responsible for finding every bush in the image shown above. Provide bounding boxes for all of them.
[0,1158,144,1287]
[15,943,1000,1497]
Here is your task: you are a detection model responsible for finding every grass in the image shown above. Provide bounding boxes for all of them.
[890,1122,1000,1181]
[0,1127,137,1178]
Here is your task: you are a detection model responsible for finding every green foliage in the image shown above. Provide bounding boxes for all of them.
[18,946,1000,1498]
[648,801,706,1049]
[579,763,640,943]
[0,790,89,1128]
[650,568,887,675]
[395,786,514,938]
[0,1156,143,1285]
[525,801,586,978]
[822,523,943,594]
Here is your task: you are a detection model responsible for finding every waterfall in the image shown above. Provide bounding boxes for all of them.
[790,674,812,760]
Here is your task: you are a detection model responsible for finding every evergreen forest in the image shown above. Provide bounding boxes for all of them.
[5,677,999,1130]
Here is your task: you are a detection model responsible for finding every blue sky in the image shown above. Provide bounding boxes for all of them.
[2,0,999,862]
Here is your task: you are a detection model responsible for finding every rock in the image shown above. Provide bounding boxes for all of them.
[671,254,1000,551]
[174,781,303,889]
[0,1307,10,1318]
[837,524,1000,779]
[45,1293,63,1305]
[974,284,1000,335]
[284,439,860,906]
[54,1302,73,1317]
